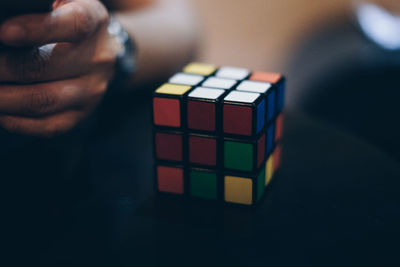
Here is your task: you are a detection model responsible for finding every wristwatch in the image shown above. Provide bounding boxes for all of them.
[107,15,138,94]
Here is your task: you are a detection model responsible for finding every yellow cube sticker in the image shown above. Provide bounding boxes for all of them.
[224,176,253,205]
[183,62,217,76]
[265,155,274,186]
[155,83,192,96]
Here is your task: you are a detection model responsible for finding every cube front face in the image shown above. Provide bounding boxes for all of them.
[157,165,184,194]
[188,100,216,131]
[224,176,253,205]
[153,84,192,128]
[155,131,183,162]
[223,91,265,137]
[189,135,217,167]
[187,87,225,132]
[153,63,285,206]
[153,97,181,127]
[224,133,265,172]
[224,141,253,171]
[190,170,218,200]
[223,104,253,136]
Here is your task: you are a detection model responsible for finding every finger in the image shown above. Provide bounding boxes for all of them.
[0,1,108,46]
[0,111,84,138]
[0,76,102,117]
[0,43,92,83]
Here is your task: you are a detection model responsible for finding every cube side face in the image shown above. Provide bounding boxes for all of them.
[276,80,286,113]
[223,104,253,136]
[224,141,253,172]
[265,155,274,186]
[190,170,218,200]
[188,135,217,167]
[266,123,275,156]
[155,132,183,162]
[267,90,276,122]
[257,167,266,201]
[256,99,266,133]
[275,114,284,142]
[257,134,266,168]
[224,176,253,205]
[187,100,216,132]
[153,97,181,128]
[273,145,282,171]
[157,165,184,194]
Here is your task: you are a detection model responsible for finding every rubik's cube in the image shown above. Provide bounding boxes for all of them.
[152,63,285,205]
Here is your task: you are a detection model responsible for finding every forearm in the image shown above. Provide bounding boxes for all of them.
[114,0,199,85]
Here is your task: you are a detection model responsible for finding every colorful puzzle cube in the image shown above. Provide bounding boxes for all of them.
[152,63,285,205]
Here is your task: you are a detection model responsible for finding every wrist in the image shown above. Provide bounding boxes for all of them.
[107,15,138,94]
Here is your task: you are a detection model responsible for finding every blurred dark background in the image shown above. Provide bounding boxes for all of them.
[1,0,400,266]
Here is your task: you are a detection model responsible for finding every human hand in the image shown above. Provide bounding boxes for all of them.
[0,0,120,137]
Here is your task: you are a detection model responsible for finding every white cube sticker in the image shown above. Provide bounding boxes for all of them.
[188,87,225,100]
[224,91,260,103]
[236,80,272,93]
[169,73,204,86]
[216,67,250,80]
[202,77,237,89]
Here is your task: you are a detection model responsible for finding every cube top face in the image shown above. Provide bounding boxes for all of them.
[188,87,225,101]
[236,80,272,94]
[169,73,204,86]
[202,77,237,90]
[155,83,192,96]
[224,91,261,105]
[216,67,250,80]
[183,62,217,76]
[250,72,282,84]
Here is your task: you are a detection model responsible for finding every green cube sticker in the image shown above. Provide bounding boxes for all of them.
[257,168,265,201]
[190,171,217,200]
[224,141,253,171]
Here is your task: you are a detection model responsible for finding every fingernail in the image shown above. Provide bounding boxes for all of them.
[1,23,25,42]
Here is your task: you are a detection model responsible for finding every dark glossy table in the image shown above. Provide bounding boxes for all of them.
[1,91,400,267]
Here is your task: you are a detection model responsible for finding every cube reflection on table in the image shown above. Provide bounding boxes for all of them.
[152,62,285,205]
